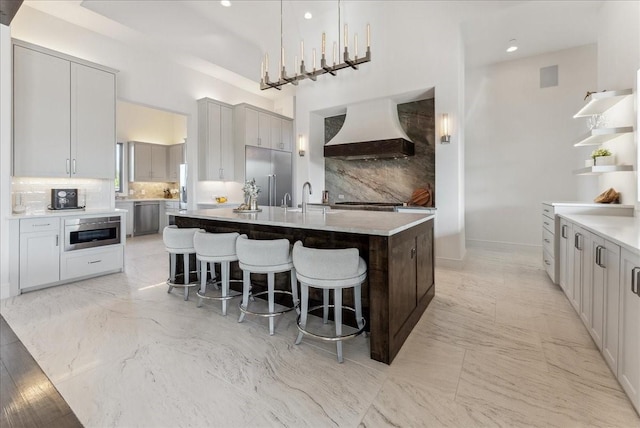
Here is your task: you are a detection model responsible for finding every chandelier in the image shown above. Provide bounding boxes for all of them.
[260,0,371,91]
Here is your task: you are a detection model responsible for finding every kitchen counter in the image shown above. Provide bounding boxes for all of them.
[7,208,125,220]
[174,207,436,364]
[558,214,640,255]
[543,201,635,210]
[173,207,433,237]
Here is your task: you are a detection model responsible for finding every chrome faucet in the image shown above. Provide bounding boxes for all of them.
[302,182,313,213]
[282,192,291,211]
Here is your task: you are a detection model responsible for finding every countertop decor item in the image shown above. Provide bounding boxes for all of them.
[591,148,614,166]
[594,188,620,203]
[408,184,433,207]
[260,0,371,91]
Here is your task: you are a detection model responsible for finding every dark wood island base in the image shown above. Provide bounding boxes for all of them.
[175,212,434,364]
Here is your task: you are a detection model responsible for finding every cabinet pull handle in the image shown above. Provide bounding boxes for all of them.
[543,221,550,226]
[544,260,551,266]
[33,223,51,227]
[574,233,582,250]
[595,246,600,267]
[632,267,640,296]
[543,208,550,213]
[88,260,102,264]
[544,238,551,243]
[597,246,606,269]
[410,248,416,259]
[561,225,567,239]
[72,159,77,174]
[55,235,59,247]
[66,159,70,174]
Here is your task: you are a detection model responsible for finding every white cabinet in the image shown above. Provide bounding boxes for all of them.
[270,117,293,151]
[160,200,179,231]
[60,245,124,281]
[168,144,185,182]
[19,218,61,290]
[13,42,116,179]
[618,248,640,412]
[570,226,589,313]
[129,141,168,182]
[198,98,234,181]
[234,103,293,152]
[281,119,293,152]
[589,235,620,356]
[115,201,134,237]
[558,219,573,295]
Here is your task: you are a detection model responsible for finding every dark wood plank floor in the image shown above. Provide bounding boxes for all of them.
[0,315,83,428]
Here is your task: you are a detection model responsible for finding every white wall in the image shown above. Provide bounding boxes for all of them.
[293,2,466,264]
[0,24,12,299]
[597,0,639,207]
[117,101,187,145]
[465,45,598,247]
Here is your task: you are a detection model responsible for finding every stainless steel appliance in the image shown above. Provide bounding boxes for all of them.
[179,163,188,210]
[332,202,401,212]
[134,201,159,236]
[51,188,80,210]
[65,216,121,251]
[245,147,292,207]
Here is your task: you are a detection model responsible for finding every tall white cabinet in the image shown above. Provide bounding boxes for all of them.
[618,248,640,412]
[13,41,116,179]
[198,98,234,181]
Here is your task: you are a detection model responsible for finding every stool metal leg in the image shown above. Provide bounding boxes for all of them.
[168,253,176,294]
[197,260,207,307]
[238,270,250,323]
[221,261,229,316]
[290,267,300,314]
[323,289,330,324]
[183,254,189,301]
[295,283,309,345]
[268,272,275,335]
[354,283,364,329]
[334,288,343,363]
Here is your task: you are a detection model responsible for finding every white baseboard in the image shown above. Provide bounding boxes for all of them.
[466,239,540,253]
[0,281,10,300]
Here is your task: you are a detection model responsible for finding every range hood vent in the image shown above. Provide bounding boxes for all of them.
[324,99,414,160]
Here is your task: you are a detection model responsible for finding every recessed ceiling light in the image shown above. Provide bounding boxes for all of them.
[220,0,231,7]
[506,39,518,53]
[304,12,312,20]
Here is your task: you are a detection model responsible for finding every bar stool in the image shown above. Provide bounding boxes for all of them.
[163,225,201,301]
[236,236,299,335]
[292,241,367,363]
[194,230,244,315]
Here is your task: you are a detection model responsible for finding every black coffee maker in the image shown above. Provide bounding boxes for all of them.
[50,188,79,210]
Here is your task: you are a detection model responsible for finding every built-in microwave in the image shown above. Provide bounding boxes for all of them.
[64,216,121,251]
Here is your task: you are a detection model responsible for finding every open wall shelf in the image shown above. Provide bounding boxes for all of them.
[574,126,634,146]
[573,165,634,175]
[573,89,633,118]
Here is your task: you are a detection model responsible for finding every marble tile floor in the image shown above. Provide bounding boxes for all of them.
[1,234,639,427]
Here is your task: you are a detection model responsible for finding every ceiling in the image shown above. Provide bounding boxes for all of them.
[20,0,602,98]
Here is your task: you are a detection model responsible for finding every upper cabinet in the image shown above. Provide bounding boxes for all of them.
[12,41,116,179]
[573,89,635,175]
[129,141,169,182]
[168,143,185,182]
[234,104,293,152]
[197,98,234,181]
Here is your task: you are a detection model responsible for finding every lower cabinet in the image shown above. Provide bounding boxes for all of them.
[559,217,639,414]
[618,248,640,412]
[115,201,134,236]
[60,245,124,281]
[19,218,61,290]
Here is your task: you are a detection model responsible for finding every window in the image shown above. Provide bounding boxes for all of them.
[115,142,124,193]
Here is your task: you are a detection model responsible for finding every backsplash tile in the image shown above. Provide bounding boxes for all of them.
[324,99,435,205]
[128,182,179,199]
[12,177,112,213]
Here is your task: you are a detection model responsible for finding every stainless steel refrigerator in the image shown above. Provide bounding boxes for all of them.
[245,147,292,207]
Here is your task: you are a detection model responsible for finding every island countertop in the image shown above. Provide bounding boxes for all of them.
[173,207,434,236]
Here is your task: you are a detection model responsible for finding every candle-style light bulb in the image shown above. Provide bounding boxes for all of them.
[355,34,358,57]
[322,32,326,55]
[300,40,304,60]
[261,60,264,79]
[367,24,370,48]
[265,53,269,72]
[344,24,348,50]
[312,48,316,70]
[333,42,337,65]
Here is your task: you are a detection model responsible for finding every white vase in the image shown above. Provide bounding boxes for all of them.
[594,155,615,166]
[585,159,594,167]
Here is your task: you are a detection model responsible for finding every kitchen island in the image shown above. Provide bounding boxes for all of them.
[174,207,435,364]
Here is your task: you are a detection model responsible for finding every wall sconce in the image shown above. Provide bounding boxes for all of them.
[440,113,451,144]
[298,134,306,156]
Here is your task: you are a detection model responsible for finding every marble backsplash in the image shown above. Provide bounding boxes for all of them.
[324,99,435,206]
[127,181,179,199]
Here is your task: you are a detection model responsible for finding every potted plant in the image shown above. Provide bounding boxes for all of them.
[591,148,614,166]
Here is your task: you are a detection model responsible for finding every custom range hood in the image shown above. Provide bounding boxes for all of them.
[324,99,414,160]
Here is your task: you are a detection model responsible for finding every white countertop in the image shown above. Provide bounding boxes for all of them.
[7,208,125,220]
[543,201,635,209]
[174,207,434,236]
[115,198,180,202]
[558,214,640,255]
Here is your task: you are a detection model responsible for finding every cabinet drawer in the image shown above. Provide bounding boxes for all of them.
[542,228,554,254]
[542,214,554,233]
[542,204,553,217]
[543,249,555,280]
[60,245,123,280]
[21,217,60,233]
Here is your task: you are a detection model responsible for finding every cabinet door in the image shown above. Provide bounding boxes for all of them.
[13,45,71,177]
[589,235,606,349]
[571,227,584,313]
[220,105,234,180]
[19,230,60,289]
[132,143,152,181]
[618,248,640,413]
[601,239,621,372]
[71,63,115,179]
[389,236,417,337]
[579,228,593,326]
[258,112,271,148]
[281,119,293,152]
[245,108,260,147]
[168,144,184,181]
[416,226,434,300]
[151,144,168,181]
[270,115,282,150]
[559,219,570,294]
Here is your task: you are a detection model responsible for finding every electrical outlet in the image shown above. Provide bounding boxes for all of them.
[338,194,344,199]
[141,189,146,195]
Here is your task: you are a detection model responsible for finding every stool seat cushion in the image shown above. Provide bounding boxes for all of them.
[236,236,292,267]
[238,261,294,274]
[194,231,241,258]
[292,241,366,284]
[163,226,200,252]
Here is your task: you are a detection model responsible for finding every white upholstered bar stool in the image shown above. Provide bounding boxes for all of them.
[292,241,367,363]
[163,225,201,301]
[236,236,299,335]
[194,230,244,315]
